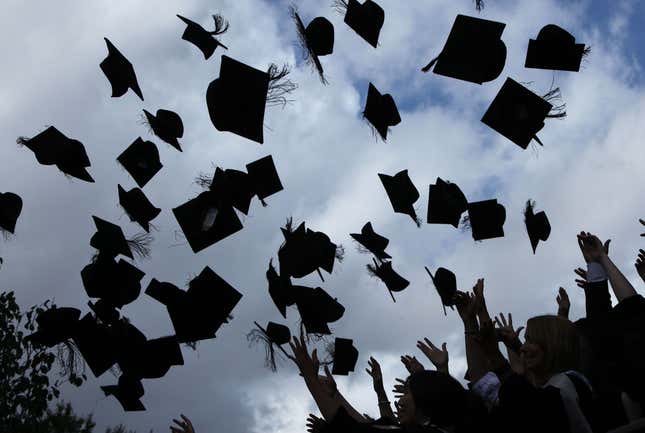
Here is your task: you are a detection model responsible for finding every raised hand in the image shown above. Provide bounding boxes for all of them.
[416,338,448,374]
[400,355,424,374]
[574,268,589,289]
[289,332,320,380]
[556,287,570,319]
[306,414,327,433]
[636,249,645,283]
[170,415,195,433]
[640,219,645,236]
[577,232,610,263]
[366,357,385,392]
[392,378,406,398]
[455,290,479,324]
[494,313,524,350]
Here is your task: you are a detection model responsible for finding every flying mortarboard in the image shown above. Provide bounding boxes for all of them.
[0,192,23,235]
[101,375,145,411]
[466,199,506,241]
[116,334,184,380]
[118,185,161,232]
[337,0,385,48]
[292,8,335,83]
[249,321,293,371]
[350,222,391,261]
[427,178,468,228]
[88,299,120,325]
[17,126,94,182]
[481,77,561,149]
[246,155,284,202]
[363,83,401,141]
[143,109,184,152]
[177,14,228,60]
[100,38,144,101]
[332,337,359,375]
[295,286,345,335]
[421,14,506,85]
[90,216,134,259]
[524,200,551,253]
[117,138,163,188]
[73,313,118,377]
[425,267,457,315]
[368,259,409,302]
[266,260,296,318]
[25,307,81,347]
[81,256,145,308]
[525,24,587,72]
[207,167,255,215]
[378,170,420,226]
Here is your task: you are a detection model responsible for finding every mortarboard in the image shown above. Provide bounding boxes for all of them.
[249,321,293,371]
[172,191,243,253]
[0,192,23,234]
[481,78,555,149]
[266,260,296,318]
[17,126,94,182]
[117,335,184,380]
[208,167,255,215]
[177,14,228,60]
[246,155,284,202]
[295,286,345,335]
[25,307,81,347]
[422,14,506,85]
[332,337,359,375]
[81,256,145,309]
[90,216,133,259]
[350,222,391,261]
[100,38,144,101]
[466,199,506,241]
[368,259,409,302]
[117,137,163,188]
[143,109,184,152]
[292,8,335,83]
[118,185,161,232]
[88,299,120,325]
[363,83,401,141]
[378,170,420,226]
[206,55,270,144]
[427,178,468,228]
[525,25,586,72]
[101,375,145,411]
[72,313,118,377]
[524,200,551,253]
[425,266,457,315]
[339,0,385,48]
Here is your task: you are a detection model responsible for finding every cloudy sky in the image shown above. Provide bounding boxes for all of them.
[2,0,645,432]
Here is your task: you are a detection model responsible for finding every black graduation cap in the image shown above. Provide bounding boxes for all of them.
[145,267,243,343]
[332,337,359,376]
[427,178,468,228]
[368,259,409,302]
[295,286,345,335]
[81,256,145,309]
[117,137,163,188]
[525,24,586,72]
[363,83,401,141]
[249,321,293,371]
[481,77,555,149]
[278,220,342,281]
[17,126,94,182]
[350,222,391,261]
[339,0,385,48]
[100,38,144,101]
[0,192,23,235]
[266,260,296,318]
[177,14,228,60]
[172,191,243,253]
[246,155,284,202]
[89,216,133,259]
[524,200,551,253]
[207,167,255,215]
[466,199,506,241]
[118,185,161,232]
[25,307,81,347]
[73,313,118,377]
[206,55,270,144]
[101,375,145,412]
[88,299,120,325]
[425,266,457,315]
[292,8,335,83]
[116,334,184,380]
[143,109,184,152]
[378,170,420,226]
[422,14,506,85]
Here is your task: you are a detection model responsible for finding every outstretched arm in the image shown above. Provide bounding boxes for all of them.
[366,357,395,421]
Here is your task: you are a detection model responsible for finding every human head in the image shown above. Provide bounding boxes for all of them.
[521,315,580,381]
[396,370,467,428]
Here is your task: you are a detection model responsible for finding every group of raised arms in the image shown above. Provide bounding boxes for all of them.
[169,224,645,433]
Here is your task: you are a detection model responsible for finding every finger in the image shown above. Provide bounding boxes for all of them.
[424,338,437,349]
[508,313,513,327]
[441,342,448,353]
[641,219,645,226]
[515,326,525,338]
[180,415,193,428]
[172,419,185,428]
[604,239,611,253]
[493,317,502,328]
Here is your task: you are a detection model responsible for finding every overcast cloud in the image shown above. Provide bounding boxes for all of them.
[2,0,645,432]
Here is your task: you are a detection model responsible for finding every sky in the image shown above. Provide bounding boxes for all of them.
[1,0,645,432]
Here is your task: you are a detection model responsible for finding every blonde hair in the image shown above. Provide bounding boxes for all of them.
[525,315,581,375]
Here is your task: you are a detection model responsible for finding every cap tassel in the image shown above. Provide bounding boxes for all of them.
[267,64,297,108]
[332,0,348,15]
[291,7,328,85]
[316,268,325,282]
[533,135,545,146]
[370,258,397,303]
[209,14,229,50]
[582,46,591,58]
[421,55,440,73]
[194,172,213,190]
[127,232,153,259]
[16,136,30,147]
[56,339,86,386]
[474,0,484,11]
[542,87,567,119]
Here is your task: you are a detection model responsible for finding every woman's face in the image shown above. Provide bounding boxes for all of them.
[520,325,545,373]
[396,381,417,426]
